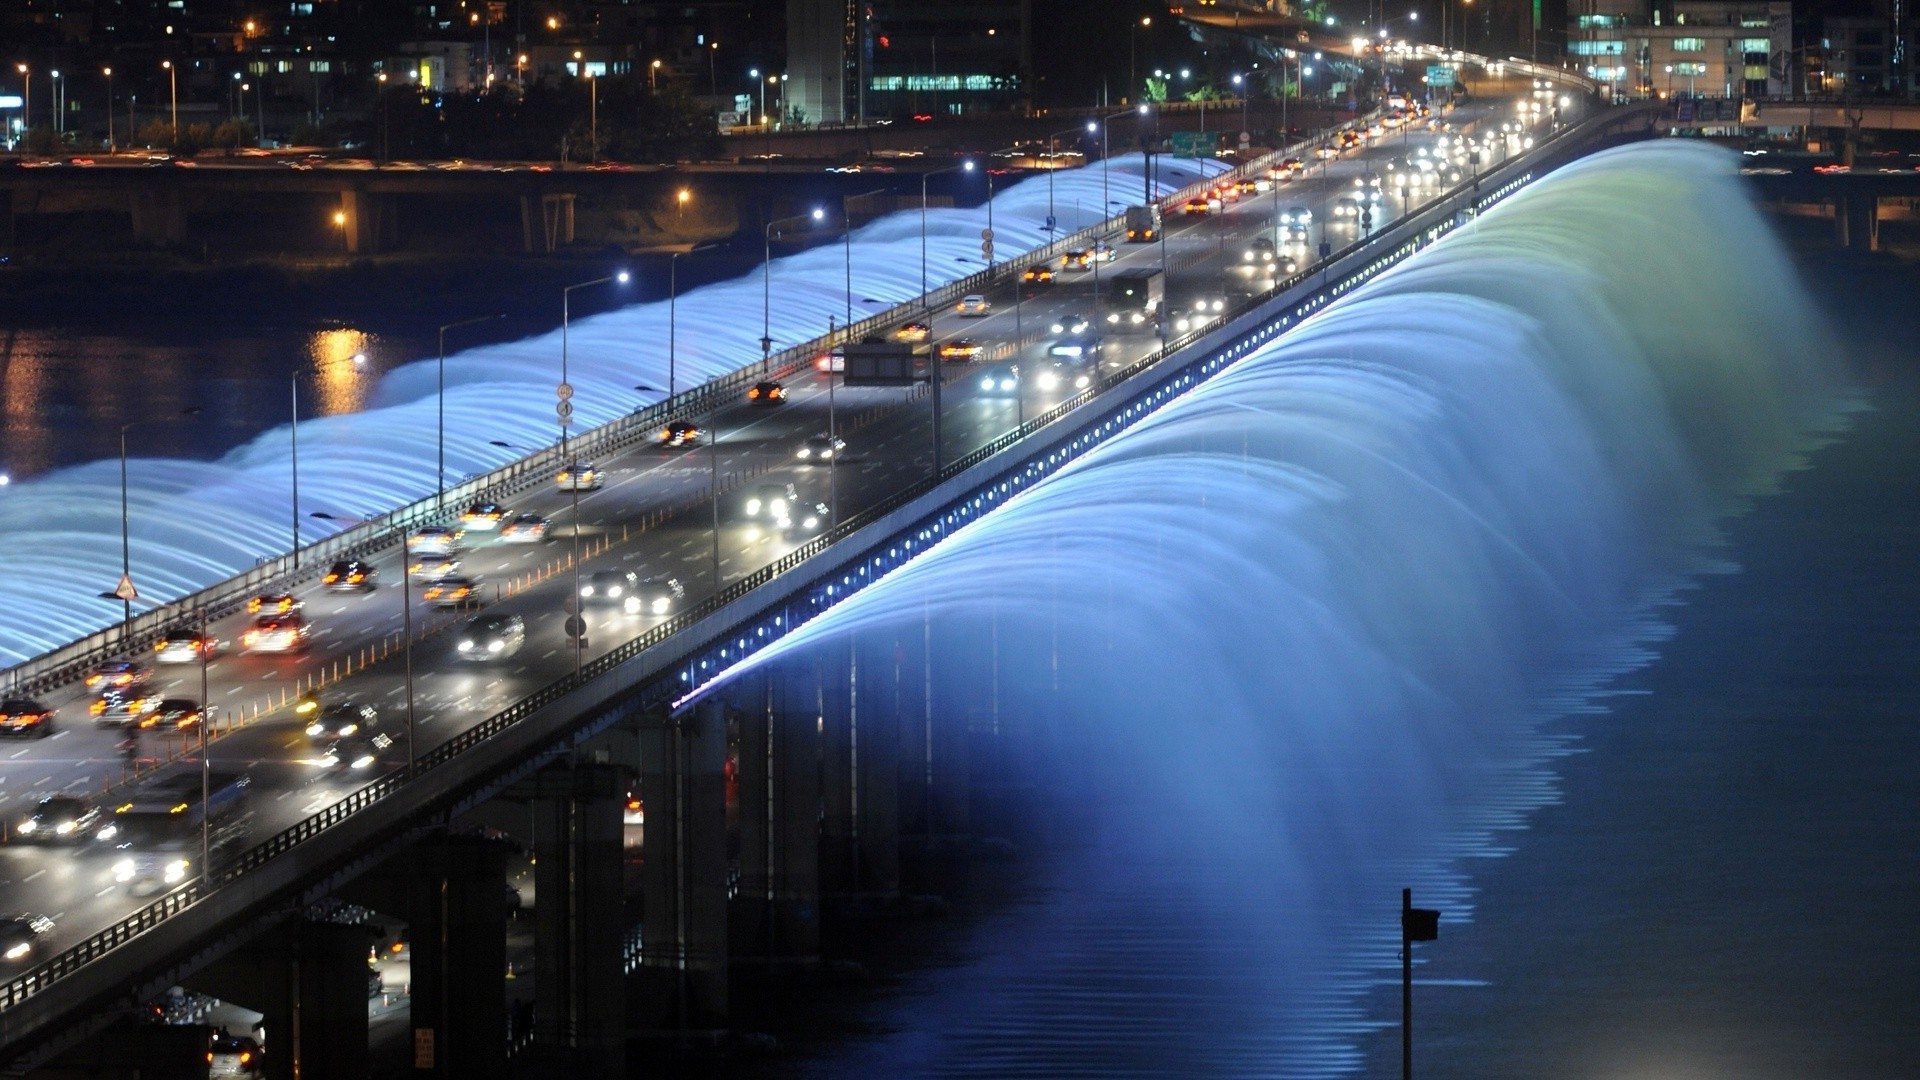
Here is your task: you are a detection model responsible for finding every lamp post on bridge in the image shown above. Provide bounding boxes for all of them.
[918,159,976,476]
[762,208,827,375]
[558,272,632,675]
[437,313,507,509]
[114,407,202,637]
[288,352,368,569]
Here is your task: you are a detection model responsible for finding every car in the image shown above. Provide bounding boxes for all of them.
[407,554,461,582]
[1062,249,1092,270]
[659,421,702,448]
[745,483,800,522]
[90,689,159,726]
[580,569,639,603]
[137,698,205,731]
[1236,178,1261,195]
[1035,362,1094,392]
[319,729,395,772]
[1091,242,1117,262]
[893,321,932,342]
[0,915,54,964]
[1046,334,1103,360]
[1170,298,1227,333]
[208,1033,264,1077]
[1022,265,1054,285]
[623,577,686,616]
[407,525,464,556]
[1182,198,1211,217]
[796,434,845,462]
[499,513,549,543]
[460,502,508,532]
[154,627,220,664]
[305,701,377,740]
[246,592,301,616]
[1050,313,1091,335]
[1332,196,1362,219]
[938,339,983,362]
[956,295,991,317]
[747,380,787,406]
[322,560,377,592]
[977,364,1022,394]
[815,349,846,373]
[1244,237,1279,265]
[1215,184,1241,203]
[556,462,603,491]
[456,614,526,660]
[422,574,482,609]
[84,661,152,693]
[15,795,98,842]
[1281,205,1313,225]
[0,699,55,739]
[242,613,311,653]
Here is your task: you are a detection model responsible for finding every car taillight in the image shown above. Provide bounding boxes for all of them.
[324,574,338,584]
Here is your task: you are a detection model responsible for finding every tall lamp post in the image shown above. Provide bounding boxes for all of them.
[288,354,367,567]
[1041,124,1086,233]
[436,313,507,507]
[116,407,203,633]
[668,250,690,398]
[837,186,890,329]
[762,208,826,374]
[15,65,25,143]
[103,67,114,154]
[1129,16,1152,103]
[919,159,974,477]
[559,272,631,674]
[162,60,178,140]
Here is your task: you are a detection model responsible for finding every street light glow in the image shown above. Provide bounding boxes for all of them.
[812,208,825,220]
[616,270,632,284]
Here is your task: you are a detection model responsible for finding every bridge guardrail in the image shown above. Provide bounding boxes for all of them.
[0,95,1637,1026]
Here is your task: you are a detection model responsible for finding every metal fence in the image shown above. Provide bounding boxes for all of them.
[0,86,1640,1024]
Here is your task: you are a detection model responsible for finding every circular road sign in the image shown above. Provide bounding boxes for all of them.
[556,382,575,400]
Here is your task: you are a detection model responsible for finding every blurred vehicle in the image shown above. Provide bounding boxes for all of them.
[1022,265,1054,285]
[499,513,550,543]
[956,295,991,317]
[208,1033,264,1077]
[1092,242,1117,262]
[423,575,482,609]
[1332,196,1361,220]
[322,560,377,592]
[460,502,508,532]
[1046,334,1103,360]
[154,627,220,664]
[456,614,526,660]
[1281,205,1313,226]
[1169,296,1227,334]
[137,698,205,732]
[1124,206,1158,242]
[319,729,395,772]
[304,701,377,740]
[407,526,464,556]
[977,364,1022,394]
[15,795,98,842]
[1062,249,1092,270]
[1050,313,1091,335]
[90,689,159,727]
[407,554,460,583]
[1035,361,1094,392]
[1244,236,1280,266]
[815,349,846,373]
[659,421,702,448]
[938,339,983,362]
[556,462,603,491]
[0,699,56,739]
[624,577,686,616]
[1181,198,1211,217]
[745,483,800,521]
[893,321,931,342]
[101,766,252,896]
[580,570,639,603]
[747,380,787,406]
[85,661,152,693]
[242,613,311,653]
[247,592,301,616]
[0,915,54,964]
[796,434,845,462]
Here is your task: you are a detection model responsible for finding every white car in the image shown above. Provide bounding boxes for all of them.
[956,295,991,317]
[407,525,464,556]
[796,434,846,462]
[407,553,461,582]
[556,462,602,491]
[242,613,310,654]
[498,512,549,543]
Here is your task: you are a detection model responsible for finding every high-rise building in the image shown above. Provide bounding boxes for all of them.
[786,0,1029,125]
[1565,0,1791,99]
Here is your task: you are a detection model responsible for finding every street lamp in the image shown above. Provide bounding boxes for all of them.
[1129,16,1152,104]
[650,59,662,91]
[15,65,25,143]
[162,60,178,140]
[1231,73,1249,142]
[920,160,974,476]
[230,71,242,119]
[287,353,366,567]
[748,67,765,126]
[762,208,827,374]
[49,70,60,136]
[1041,124,1086,232]
[668,250,689,398]
[116,407,203,633]
[437,313,507,507]
[376,72,389,162]
[103,67,114,154]
[559,271,631,673]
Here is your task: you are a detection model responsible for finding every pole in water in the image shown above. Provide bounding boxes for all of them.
[1401,887,1440,1080]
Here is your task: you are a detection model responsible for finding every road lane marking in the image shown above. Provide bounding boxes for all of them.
[23,870,45,882]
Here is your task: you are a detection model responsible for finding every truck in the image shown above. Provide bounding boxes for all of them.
[97,765,252,896]
[1124,205,1160,243]
[843,339,929,387]
[1103,268,1164,332]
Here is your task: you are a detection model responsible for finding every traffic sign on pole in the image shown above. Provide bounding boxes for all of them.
[555,382,575,400]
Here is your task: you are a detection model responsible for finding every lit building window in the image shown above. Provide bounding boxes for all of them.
[1671,37,1706,52]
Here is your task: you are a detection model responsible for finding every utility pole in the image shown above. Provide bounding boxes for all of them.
[1401,889,1441,1080]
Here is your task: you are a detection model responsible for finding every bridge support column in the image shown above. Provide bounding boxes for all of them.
[129,188,187,246]
[529,760,627,1072]
[822,635,900,901]
[728,671,826,961]
[405,837,510,1078]
[1836,194,1880,252]
[637,698,730,1030]
[189,919,372,1080]
[520,193,576,253]
[338,189,386,254]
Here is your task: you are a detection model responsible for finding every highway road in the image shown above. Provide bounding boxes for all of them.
[0,90,1540,974]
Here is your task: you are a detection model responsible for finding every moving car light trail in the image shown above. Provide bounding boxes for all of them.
[0,154,1229,664]
[722,143,1850,1077]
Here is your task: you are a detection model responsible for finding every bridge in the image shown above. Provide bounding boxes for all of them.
[0,63,1651,1076]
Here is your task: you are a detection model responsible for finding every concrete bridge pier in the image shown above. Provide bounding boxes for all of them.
[818,637,903,904]
[401,837,511,1077]
[521,193,577,254]
[636,699,730,1032]
[337,189,393,255]
[732,671,826,963]
[189,919,373,1080]
[527,760,628,1073]
[1835,193,1881,252]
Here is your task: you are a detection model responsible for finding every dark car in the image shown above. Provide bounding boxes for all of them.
[89,689,159,727]
[625,576,687,617]
[747,380,787,406]
[84,660,151,693]
[16,795,99,842]
[456,614,525,661]
[0,699,55,739]
[659,421,702,448]
[320,730,395,772]
[580,570,638,603]
[0,915,54,964]
[137,698,205,732]
[322,559,377,592]
[208,1033,264,1077]
[304,701,377,741]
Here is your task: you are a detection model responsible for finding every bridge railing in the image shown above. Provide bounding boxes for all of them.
[0,96,1641,1025]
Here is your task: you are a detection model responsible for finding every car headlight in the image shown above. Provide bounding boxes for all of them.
[579,585,594,597]
[651,598,671,615]
[1037,372,1059,390]
[55,820,76,835]
[164,859,189,883]
[5,943,30,960]
[113,859,135,882]
[458,640,474,652]
[980,377,995,390]
[305,722,325,737]
[338,724,358,737]
[1049,322,1063,333]
[623,596,641,614]
[796,447,811,458]
[745,498,762,515]
[999,378,1016,391]
[95,824,117,841]
[606,586,624,598]
[16,820,34,835]
[1075,374,1092,389]
[351,755,376,770]
[488,640,506,653]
